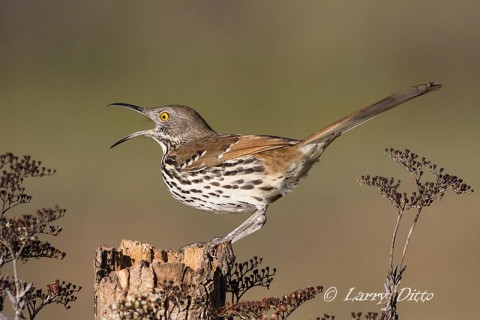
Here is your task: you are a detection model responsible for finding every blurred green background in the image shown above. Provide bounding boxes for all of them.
[1,1,479,319]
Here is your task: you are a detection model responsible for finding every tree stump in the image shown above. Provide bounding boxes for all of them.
[94,239,234,320]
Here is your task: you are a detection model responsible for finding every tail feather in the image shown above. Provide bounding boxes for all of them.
[298,82,442,148]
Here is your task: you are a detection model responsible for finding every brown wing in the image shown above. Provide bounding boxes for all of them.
[166,134,298,171]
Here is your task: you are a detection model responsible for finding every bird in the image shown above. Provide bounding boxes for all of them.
[110,82,441,245]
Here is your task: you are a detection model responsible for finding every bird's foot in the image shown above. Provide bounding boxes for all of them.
[205,236,233,257]
[208,236,231,247]
[179,237,232,255]
[180,241,208,251]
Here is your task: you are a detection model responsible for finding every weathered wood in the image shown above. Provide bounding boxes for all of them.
[94,239,234,320]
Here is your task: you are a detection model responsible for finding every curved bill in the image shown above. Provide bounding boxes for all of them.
[108,103,147,115]
[110,130,151,149]
[110,102,151,149]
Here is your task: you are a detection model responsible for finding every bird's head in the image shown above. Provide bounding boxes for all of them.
[110,103,215,153]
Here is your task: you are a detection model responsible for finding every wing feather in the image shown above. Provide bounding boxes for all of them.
[166,134,298,171]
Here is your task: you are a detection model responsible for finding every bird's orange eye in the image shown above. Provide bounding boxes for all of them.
[159,112,169,122]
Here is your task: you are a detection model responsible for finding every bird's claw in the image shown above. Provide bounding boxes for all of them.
[208,236,226,246]
[205,236,233,257]
[179,237,231,256]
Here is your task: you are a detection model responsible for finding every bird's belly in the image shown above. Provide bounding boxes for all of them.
[161,162,284,214]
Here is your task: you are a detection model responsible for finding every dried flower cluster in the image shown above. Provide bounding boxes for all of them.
[359,148,472,320]
[0,153,81,320]
[351,312,381,320]
[359,148,473,212]
[0,207,66,267]
[19,280,79,319]
[315,314,336,320]
[1,153,55,216]
[226,256,276,303]
[218,286,323,320]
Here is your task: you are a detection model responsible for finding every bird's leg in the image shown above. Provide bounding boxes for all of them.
[221,206,268,244]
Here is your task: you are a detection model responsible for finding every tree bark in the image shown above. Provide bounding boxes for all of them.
[94,239,234,320]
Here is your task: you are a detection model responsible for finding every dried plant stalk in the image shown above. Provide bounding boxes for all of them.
[0,153,81,320]
[359,148,473,319]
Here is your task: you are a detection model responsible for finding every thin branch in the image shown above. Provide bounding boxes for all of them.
[389,211,403,270]
[399,208,422,269]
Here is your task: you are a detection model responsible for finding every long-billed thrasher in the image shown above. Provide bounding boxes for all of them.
[110,82,441,244]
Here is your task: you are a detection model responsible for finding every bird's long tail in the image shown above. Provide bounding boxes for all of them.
[297,82,442,148]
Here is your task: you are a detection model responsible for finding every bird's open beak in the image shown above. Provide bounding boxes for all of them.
[110,130,152,149]
[109,103,151,149]
[109,102,147,115]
